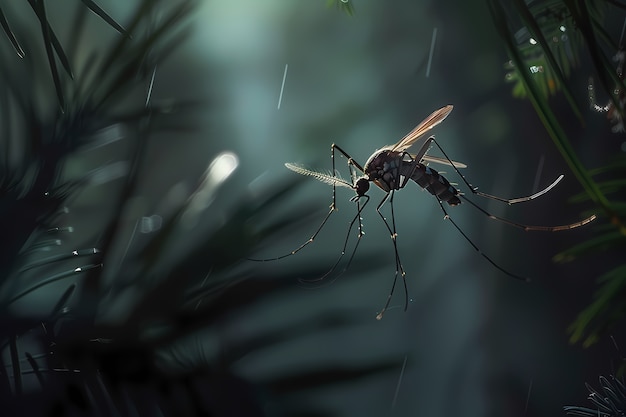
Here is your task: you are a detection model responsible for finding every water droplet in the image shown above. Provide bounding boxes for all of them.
[140,215,163,233]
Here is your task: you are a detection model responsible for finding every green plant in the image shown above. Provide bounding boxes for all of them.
[0,2,395,415]
[564,375,626,417]
[488,0,626,348]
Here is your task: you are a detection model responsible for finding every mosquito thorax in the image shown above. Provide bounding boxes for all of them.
[355,177,369,196]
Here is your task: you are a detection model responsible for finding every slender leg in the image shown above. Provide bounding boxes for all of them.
[423,138,596,230]
[249,144,359,261]
[459,195,596,231]
[437,200,529,282]
[375,191,409,321]
[428,138,565,204]
[250,143,376,278]
[333,143,365,173]
[299,195,370,284]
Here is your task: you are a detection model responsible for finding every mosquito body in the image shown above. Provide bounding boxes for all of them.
[253,105,596,319]
[362,147,461,205]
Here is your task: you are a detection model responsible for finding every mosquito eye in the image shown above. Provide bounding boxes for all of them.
[355,178,369,196]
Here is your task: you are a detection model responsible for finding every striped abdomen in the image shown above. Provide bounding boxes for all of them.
[408,163,461,206]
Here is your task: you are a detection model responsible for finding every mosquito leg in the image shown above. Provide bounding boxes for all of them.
[428,137,565,205]
[437,200,530,282]
[375,191,409,321]
[388,191,409,311]
[344,195,368,270]
[333,143,365,173]
[248,206,336,262]
[413,137,434,164]
[300,195,369,284]
[460,195,596,231]
[250,144,355,262]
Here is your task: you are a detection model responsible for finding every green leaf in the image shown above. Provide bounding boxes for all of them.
[568,264,626,347]
[25,352,45,387]
[489,0,615,224]
[9,336,21,396]
[553,230,626,262]
[80,0,130,38]
[49,284,77,319]
[19,248,100,273]
[0,7,24,58]
[8,263,102,304]
[30,0,65,110]
[512,0,584,123]
[326,0,355,16]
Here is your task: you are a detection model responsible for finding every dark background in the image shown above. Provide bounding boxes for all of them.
[3,1,625,416]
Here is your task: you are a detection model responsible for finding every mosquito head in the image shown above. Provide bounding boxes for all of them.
[355,177,370,196]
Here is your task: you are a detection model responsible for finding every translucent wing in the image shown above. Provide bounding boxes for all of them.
[421,155,467,169]
[285,163,354,189]
[391,105,453,152]
[407,134,467,169]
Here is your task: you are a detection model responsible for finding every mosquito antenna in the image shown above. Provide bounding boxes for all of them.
[428,137,565,205]
[250,169,352,264]
[437,200,530,281]
[460,195,597,231]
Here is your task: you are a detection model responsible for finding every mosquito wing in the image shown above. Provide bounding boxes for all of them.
[406,134,467,169]
[421,155,467,169]
[285,163,354,189]
[391,105,453,152]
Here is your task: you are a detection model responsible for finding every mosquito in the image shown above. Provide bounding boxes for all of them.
[252,105,596,319]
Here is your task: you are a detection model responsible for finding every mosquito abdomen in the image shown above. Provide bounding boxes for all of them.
[410,164,461,206]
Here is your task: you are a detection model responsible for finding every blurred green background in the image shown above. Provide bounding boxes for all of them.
[1,0,624,416]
